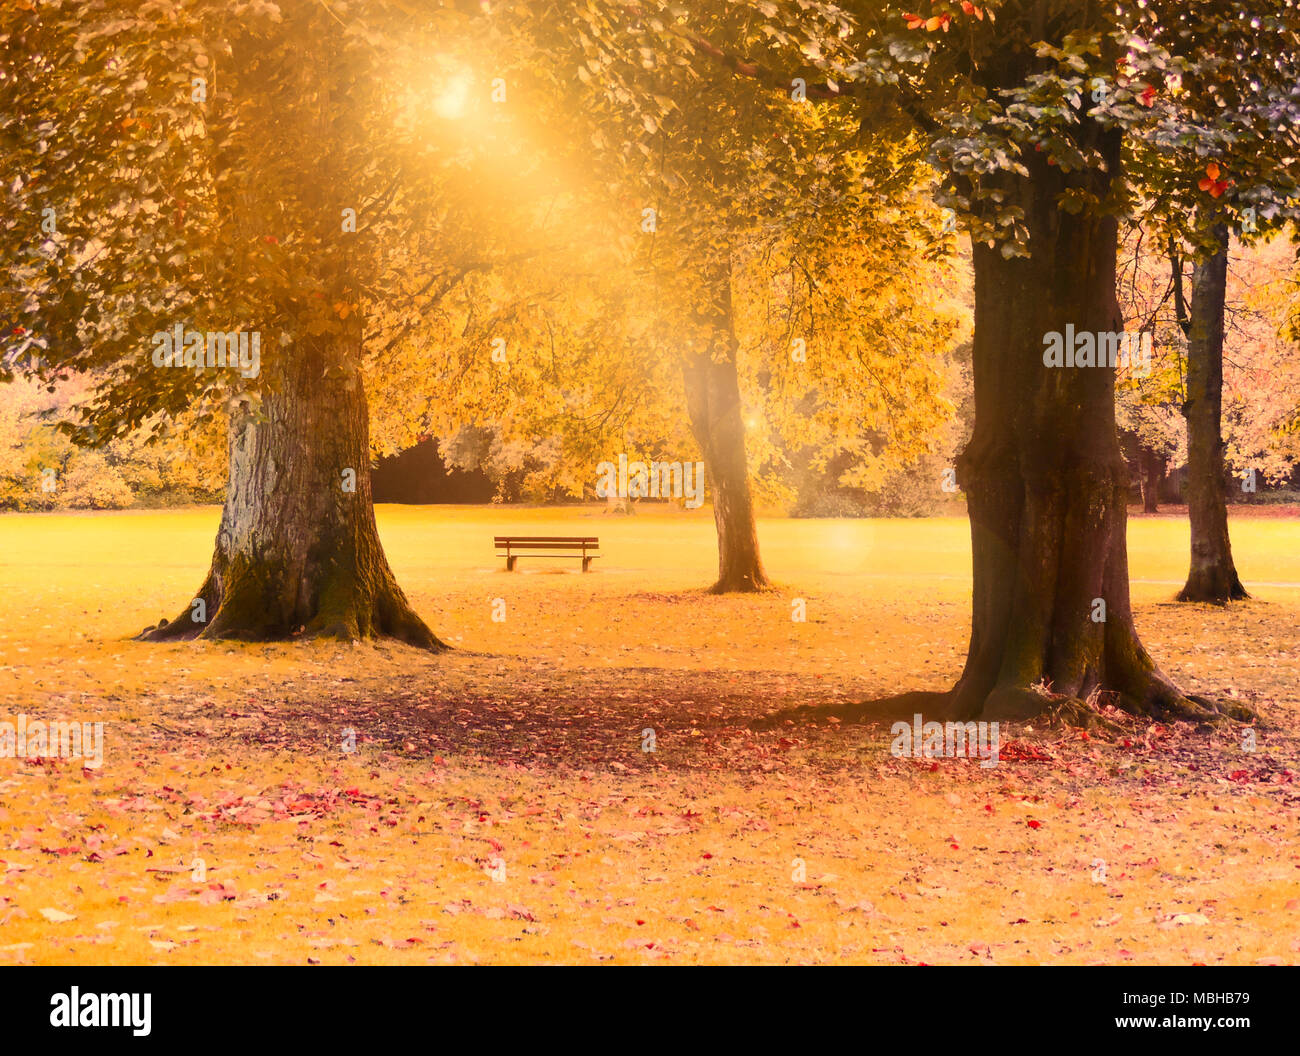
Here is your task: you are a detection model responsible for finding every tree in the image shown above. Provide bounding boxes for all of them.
[1116,2,1300,602]
[1173,222,1250,599]
[514,0,952,590]
[0,374,225,509]
[881,0,1299,715]
[631,0,1292,718]
[1221,239,1300,486]
[732,218,964,517]
[1115,225,1191,514]
[797,0,1300,718]
[0,1,521,646]
[1116,228,1300,520]
[368,219,695,507]
[375,193,959,524]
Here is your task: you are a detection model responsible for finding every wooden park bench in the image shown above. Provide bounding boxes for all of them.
[495,535,599,572]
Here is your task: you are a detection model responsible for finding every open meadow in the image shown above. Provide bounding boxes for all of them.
[1,505,1297,965]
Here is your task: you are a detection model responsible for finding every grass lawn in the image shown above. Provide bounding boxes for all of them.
[0,505,1297,964]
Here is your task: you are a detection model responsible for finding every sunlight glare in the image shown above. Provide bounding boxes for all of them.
[433,73,472,120]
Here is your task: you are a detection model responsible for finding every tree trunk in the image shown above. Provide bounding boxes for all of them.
[1141,449,1164,514]
[683,259,770,593]
[140,331,444,648]
[1177,225,1248,603]
[945,139,1240,723]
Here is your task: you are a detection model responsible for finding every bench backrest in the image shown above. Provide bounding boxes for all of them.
[494,536,599,549]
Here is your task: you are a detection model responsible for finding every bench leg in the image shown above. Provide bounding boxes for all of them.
[507,555,517,572]
[582,556,592,573]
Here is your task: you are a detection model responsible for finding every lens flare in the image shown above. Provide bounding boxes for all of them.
[433,73,472,119]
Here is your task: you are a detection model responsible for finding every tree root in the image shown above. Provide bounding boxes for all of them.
[137,570,447,651]
[705,573,775,594]
[753,683,1257,732]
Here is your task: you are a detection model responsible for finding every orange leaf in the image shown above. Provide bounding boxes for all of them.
[1204,161,1221,180]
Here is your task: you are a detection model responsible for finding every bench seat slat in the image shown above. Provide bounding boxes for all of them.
[499,552,600,558]
[496,543,598,551]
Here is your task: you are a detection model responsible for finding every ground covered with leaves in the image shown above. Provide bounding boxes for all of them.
[1,506,1297,964]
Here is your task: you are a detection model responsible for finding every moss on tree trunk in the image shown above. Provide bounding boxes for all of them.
[140,332,444,650]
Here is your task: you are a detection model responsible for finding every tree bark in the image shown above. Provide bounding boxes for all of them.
[683,259,771,593]
[140,330,444,648]
[943,138,1241,723]
[1177,225,1248,603]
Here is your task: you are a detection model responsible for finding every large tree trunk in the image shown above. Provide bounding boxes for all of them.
[683,259,770,593]
[1177,226,1248,603]
[944,137,1240,723]
[140,331,443,648]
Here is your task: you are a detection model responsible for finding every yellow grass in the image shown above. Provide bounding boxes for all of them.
[0,505,1297,964]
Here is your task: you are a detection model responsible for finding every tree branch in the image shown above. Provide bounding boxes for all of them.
[685,34,941,137]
